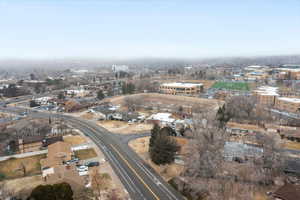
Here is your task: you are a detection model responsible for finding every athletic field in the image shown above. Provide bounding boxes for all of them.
[211,81,249,91]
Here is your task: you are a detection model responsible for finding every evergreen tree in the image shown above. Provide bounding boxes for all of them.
[127,83,135,94]
[29,182,73,200]
[57,92,65,100]
[216,104,231,128]
[29,100,39,107]
[97,90,105,100]
[121,84,128,94]
[122,83,135,94]
[149,124,160,149]
[29,184,56,200]
[149,134,180,165]
[52,183,73,200]
[160,126,177,136]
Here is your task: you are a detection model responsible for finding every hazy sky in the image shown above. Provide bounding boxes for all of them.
[0,0,300,59]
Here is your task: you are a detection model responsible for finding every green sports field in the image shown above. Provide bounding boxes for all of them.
[211,81,249,91]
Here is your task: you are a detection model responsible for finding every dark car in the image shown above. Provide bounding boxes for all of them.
[86,161,100,167]
[233,157,244,163]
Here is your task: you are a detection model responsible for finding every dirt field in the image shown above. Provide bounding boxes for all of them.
[97,120,153,134]
[63,135,87,146]
[109,93,221,108]
[128,136,186,181]
[74,148,98,160]
[0,154,46,180]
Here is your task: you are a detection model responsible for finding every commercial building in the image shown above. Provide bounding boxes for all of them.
[159,82,203,95]
[275,97,300,113]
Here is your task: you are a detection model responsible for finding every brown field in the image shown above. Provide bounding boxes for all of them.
[80,112,95,120]
[108,93,222,110]
[284,140,300,150]
[63,135,87,146]
[0,112,11,118]
[2,175,43,195]
[128,136,150,154]
[74,148,97,160]
[227,122,264,132]
[0,154,46,180]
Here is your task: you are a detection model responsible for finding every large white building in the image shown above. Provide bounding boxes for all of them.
[112,65,129,72]
[159,82,203,95]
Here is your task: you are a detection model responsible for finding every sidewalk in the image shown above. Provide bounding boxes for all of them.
[0,149,48,162]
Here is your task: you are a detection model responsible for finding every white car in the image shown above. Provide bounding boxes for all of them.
[77,165,88,172]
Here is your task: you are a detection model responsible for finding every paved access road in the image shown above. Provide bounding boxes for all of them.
[0,106,184,200]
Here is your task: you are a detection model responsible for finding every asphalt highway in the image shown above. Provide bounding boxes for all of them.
[0,105,184,200]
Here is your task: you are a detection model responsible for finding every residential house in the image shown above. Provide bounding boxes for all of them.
[280,129,300,142]
[18,136,44,153]
[275,97,300,113]
[273,183,300,200]
[147,113,176,126]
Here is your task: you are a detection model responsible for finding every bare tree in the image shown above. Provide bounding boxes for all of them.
[254,133,286,185]
[0,183,13,200]
[16,161,27,177]
[91,170,112,200]
[123,95,144,112]
[184,112,228,179]
[107,189,122,200]
[225,95,256,122]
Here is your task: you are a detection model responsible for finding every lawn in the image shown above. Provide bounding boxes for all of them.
[212,81,250,91]
[0,154,46,180]
[74,148,97,160]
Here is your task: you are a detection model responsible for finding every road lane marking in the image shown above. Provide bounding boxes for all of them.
[110,144,160,200]
[135,160,178,200]
[71,123,145,199]
[67,119,160,200]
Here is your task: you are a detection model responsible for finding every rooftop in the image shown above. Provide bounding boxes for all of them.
[148,113,175,123]
[277,97,300,104]
[161,82,203,88]
[276,68,300,72]
[273,183,300,200]
[254,86,279,96]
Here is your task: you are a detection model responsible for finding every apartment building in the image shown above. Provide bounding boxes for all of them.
[276,68,300,80]
[159,82,203,95]
[275,97,300,113]
[253,86,279,106]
